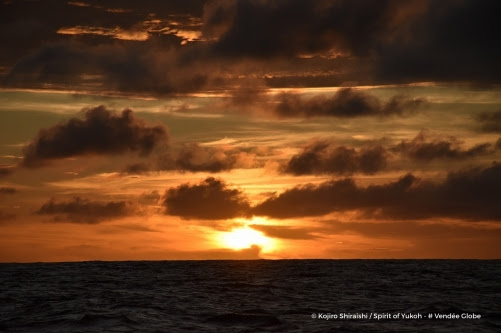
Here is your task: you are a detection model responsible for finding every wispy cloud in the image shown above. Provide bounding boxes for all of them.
[37,196,142,223]
[476,110,501,133]
[57,26,149,41]
[393,129,495,161]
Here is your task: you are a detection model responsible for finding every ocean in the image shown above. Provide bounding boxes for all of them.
[1,260,500,332]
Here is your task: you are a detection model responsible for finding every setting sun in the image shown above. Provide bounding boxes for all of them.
[220,227,274,251]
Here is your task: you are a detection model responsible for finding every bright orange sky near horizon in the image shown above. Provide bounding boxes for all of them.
[1,0,500,262]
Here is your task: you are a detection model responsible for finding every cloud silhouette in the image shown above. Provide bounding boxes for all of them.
[162,177,251,220]
[3,0,499,96]
[254,164,501,221]
[206,0,501,83]
[274,88,426,118]
[37,196,140,223]
[206,0,422,58]
[393,130,494,161]
[284,140,388,175]
[22,105,168,167]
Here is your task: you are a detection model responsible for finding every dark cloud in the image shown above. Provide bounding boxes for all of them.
[206,0,501,84]
[253,164,501,221]
[476,110,501,133]
[1,0,499,95]
[226,85,428,119]
[22,105,167,167]
[1,1,213,95]
[254,178,361,219]
[37,196,140,223]
[376,0,501,83]
[205,0,421,59]
[394,130,494,161]
[284,140,387,175]
[249,224,319,240]
[162,177,251,220]
[0,0,231,96]
[4,39,214,94]
[274,88,426,118]
[0,187,16,195]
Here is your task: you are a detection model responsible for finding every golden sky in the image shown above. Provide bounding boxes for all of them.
[1,0,500,261]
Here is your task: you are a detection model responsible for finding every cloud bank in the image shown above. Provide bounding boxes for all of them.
[254,164,501,221]
[2,0,499,96]
[274,88,426,118]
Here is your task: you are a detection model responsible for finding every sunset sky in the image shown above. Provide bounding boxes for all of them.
[1,0,500,262]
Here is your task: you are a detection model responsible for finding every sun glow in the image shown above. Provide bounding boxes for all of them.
[221,227,274,251]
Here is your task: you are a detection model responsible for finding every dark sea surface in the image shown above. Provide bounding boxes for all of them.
[1,260,500,332]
